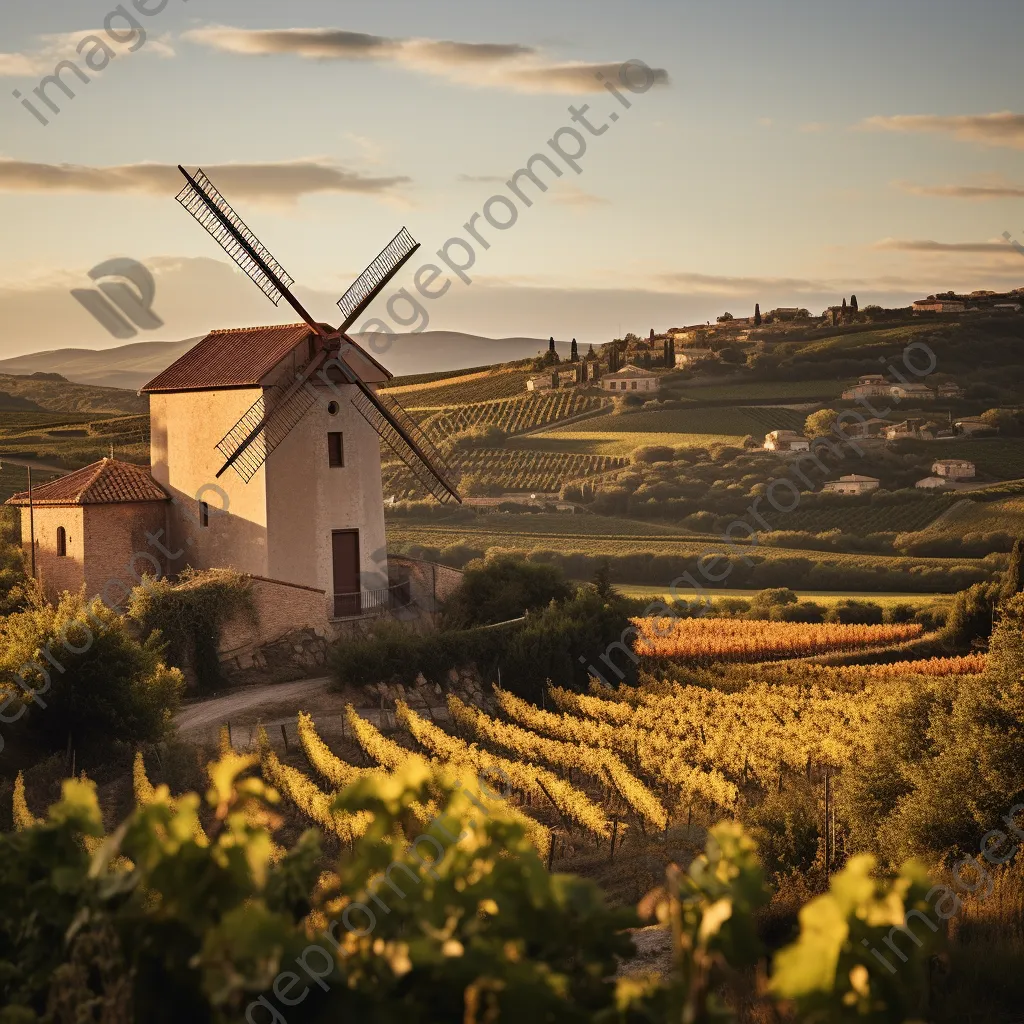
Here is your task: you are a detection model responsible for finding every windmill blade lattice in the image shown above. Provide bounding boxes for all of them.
[351,388,460,504]
[337,228,420,331]
[176,168,296,306]
[215,383,320,482]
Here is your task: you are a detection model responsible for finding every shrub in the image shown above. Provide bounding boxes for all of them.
[128,569,255,693]
[824,599,884,625]
[0,592,183,756]
[440,554,572,630]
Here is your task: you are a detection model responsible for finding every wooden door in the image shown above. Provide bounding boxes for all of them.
[332,530,360,617]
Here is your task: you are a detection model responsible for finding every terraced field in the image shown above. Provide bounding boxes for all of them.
[550,406,807,437]
[896,438,1024,479]
[420,392,607,437]
[678,379,847,402]
[917,494,1024,537]
[510,428,758,456]
[781,500,957,535]
[383,367,533,406]
[383,449,628,498]
[0,412,149,469]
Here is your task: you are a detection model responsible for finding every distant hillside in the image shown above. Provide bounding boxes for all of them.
[0,373,145,415]
[0,332,569,391]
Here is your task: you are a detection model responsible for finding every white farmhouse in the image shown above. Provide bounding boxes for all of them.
[822,474,881,496]
[600,364,660,393]
[932,459,976,479]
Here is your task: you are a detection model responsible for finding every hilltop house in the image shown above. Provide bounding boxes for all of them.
[885,418,937,441]
[600,364,660,393]
[822,474,881,496]
[6,324,436,641]
[935,381,963,399]
[933,459,976,479]
[913,299,966,314]
[842,375,891,401]
[763,430,810,452]
[890,382,935,401]
[955,417,994,436]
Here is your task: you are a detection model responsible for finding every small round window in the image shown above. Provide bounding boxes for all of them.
[327,401,340,415]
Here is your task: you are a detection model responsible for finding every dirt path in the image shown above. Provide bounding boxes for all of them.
[175,677,331,735]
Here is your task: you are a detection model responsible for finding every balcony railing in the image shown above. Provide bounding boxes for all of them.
[333,579,412,619]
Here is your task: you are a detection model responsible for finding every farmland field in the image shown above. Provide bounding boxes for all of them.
[383,367,533,406]
[617,585,955,608]
[0,462,62,503]
[543,406,807,436]
[780,500,957,535]
[896,438,1024,479]
[677,379,847,402]
[383,449,628,497]
[510,431,746,455]
[920,494,1024,537]
[420,391,607,436]
[386,512,705,540]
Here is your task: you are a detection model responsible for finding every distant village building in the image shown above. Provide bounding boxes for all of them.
[600,364,660,393]
[842,417,891,440]
[935,381,963,398]
[915,476,949,490]
[933,459,976,479]
[889,382,935,401]
[763,430,811,452]
[822,474,881,496]
[913,299,966,314]
[994,303,1023,313]
[955,417,994,436]
[768,307,809,321]
[842,375,891,400]
[884,418,936,440]
[526,374,555,392]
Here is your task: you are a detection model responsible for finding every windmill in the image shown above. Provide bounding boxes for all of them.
[174,165,460,504]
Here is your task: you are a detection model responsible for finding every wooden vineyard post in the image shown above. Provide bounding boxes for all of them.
[609,818,619,862]
[280,724,289,752]
[823,770,831,875]
[227,721,233,749]
[547,836,556,871]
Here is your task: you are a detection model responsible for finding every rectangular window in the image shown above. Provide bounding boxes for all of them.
[631,381,638,390]
[200,501,209,528]
[328,432,344,468]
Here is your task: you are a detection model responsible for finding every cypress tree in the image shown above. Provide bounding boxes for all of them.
[570,338,579,362]
[841,297,848,319]
[754,303,762,327]
[1002,538,1024,601]
[850,294,859,314]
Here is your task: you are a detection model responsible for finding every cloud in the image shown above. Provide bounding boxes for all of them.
[757,117,773,128]
[799,122,828,133]
[457,174,507,184]
[894,180,1024,200]
[860,112,1024,149]
[873,237,1018,253]
[0,158,409,203]
[183,25,669,94]
[548,183,610,209]
[0,30,174,76]
[658,271,829,295]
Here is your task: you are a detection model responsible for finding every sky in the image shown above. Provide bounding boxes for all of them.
[1,0,1023,357]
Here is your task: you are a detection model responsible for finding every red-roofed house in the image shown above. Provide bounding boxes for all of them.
[7,459,169,602]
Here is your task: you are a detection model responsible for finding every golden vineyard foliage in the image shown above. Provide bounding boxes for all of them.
[633,616,923,661]
[297,710,365,789]
[862,654,987,676]
[133,751,209,846]
[448,694,667,829]
[396,699,612,838]
[494,688,739,810]
[342,705,550,852]
[549,680,895,786]
[12,772,39,831]
[260,747,372,845]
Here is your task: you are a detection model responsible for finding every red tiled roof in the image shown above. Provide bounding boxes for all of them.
[141,324,394,393]
[5,459,169,507]
[141,324,318,393]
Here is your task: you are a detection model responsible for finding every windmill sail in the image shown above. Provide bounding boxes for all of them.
[350,386,460,504]
[176,167,298,307]
[336,228,420,331]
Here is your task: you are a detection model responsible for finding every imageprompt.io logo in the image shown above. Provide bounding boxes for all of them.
[71,258,163,339]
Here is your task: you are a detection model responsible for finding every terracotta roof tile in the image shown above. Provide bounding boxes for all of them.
[5,459,169,507]
[141,323,393,393]
[141,324,318,393]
